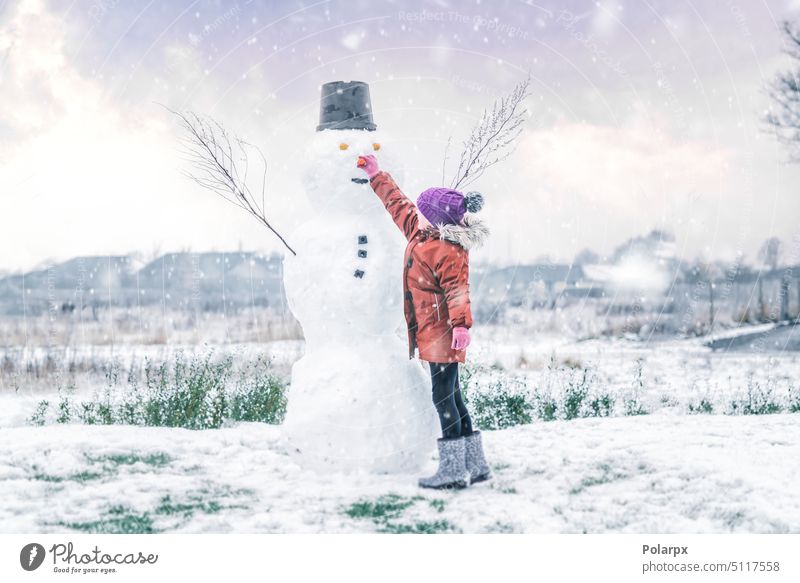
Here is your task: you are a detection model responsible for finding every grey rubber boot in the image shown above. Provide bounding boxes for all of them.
[418,437,468,489]
[464,431,492,484]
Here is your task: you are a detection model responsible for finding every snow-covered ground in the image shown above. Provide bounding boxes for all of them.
[1,413,798,533]
[2,328,799,534]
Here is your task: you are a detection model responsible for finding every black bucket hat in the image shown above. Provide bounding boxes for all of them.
[316,80,377,131]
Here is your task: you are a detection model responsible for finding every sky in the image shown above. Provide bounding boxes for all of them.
[1,0,800,271]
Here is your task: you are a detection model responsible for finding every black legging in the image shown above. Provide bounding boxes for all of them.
[429,362,474,439]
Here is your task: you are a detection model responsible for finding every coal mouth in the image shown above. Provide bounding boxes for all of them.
[351,178,369,184]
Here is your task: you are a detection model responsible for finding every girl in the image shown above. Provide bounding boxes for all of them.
[358,154,492,489]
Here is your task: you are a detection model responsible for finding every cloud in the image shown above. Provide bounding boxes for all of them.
[479,119,734,264]
[591,1,623,37]
[1,0,796,271]
[0,0,268,271]
[0,0,352,272]
[340,30,365,51]
[520,121,731,212]
[0,0,71,145]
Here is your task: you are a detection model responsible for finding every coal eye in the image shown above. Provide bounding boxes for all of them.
[339,143,349,150]
[372,143,381,151]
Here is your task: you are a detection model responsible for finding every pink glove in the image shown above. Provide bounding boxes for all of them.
[357,154,380,179]
[451,327,471,351]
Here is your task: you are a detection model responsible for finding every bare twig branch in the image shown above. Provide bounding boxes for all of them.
[764,21,800,162]
[448,76,531,190]
[163,106,297,256]
[441,136,451,186]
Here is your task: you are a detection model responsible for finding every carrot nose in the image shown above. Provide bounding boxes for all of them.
[356,156,367,168]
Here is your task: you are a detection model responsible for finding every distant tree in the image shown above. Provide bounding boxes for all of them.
[796,278,800,320]
[612,230,676,263]
[765,21,800,160]
[574,248,600,265]
[147,245,162,263]
[780,276,791,321]
[757,237,782,271]
[684,259,717,332]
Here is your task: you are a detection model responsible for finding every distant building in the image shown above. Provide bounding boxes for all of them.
[0,252,288,316]
[472,263,601,308]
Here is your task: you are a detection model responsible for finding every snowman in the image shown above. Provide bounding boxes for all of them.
[281,81,439,473]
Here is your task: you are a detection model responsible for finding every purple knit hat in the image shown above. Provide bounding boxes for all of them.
[416,188,484,226]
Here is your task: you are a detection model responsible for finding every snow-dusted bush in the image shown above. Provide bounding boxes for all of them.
[534,357,618,421]
[469,390,534,430]
[28,351,286,429]
[587,393,616,418]
[28,400,50,426]
[460,361,618,427]
[531,390,558,422]
[688,399,714,414]
[728,377,783,415]
[562,368,593,420]
[789,385,800,413]
[228,357,287,424]
[462,354,798,425]
[460,363,533,430]
[622,358,649,416]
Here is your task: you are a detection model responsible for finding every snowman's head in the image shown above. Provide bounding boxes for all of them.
[302,129,402,215]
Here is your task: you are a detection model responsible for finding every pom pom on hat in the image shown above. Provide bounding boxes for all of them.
[464,191,484,213]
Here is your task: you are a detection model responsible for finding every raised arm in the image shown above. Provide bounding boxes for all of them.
[358,155,419,241]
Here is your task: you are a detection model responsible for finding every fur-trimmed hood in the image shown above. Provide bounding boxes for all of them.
[426,215,490,251]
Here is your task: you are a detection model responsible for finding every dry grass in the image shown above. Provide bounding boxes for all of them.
[0,307,303,394]
[0,307,303,347]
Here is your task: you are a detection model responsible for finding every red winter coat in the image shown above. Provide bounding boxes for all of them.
[370,171,488,363]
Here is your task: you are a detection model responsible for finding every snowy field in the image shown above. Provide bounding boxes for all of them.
[1,326,799,534]
[3,329,800,424]
[472,324,800,416]
[1,414,798,533]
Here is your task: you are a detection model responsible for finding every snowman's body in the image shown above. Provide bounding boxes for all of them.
[281,129,439,473]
